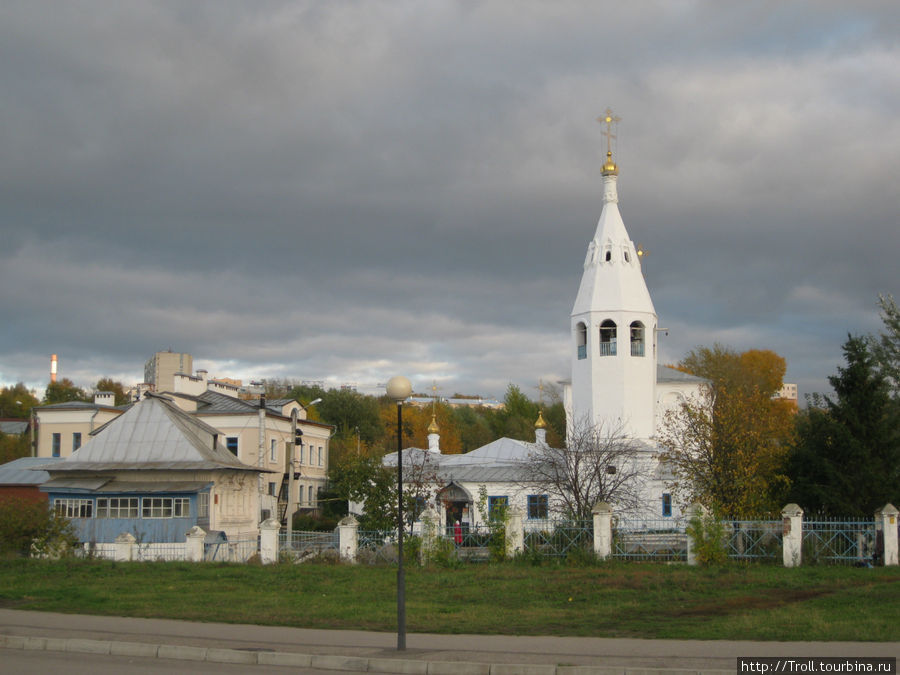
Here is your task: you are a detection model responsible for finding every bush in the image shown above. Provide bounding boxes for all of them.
[686,509,728,566]
[0,497,75,557]
[292,511,339,532]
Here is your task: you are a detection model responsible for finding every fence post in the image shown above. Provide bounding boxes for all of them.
[259,518,280,564]
[505,506,524,558]
[684,503,703,566]
[592,502,612,559]
[419,507,439,564]
[185,526,206,563]
[781,503,804,567]
[338,515,359,563]
[875,503,898,566]
[115,532,136,562]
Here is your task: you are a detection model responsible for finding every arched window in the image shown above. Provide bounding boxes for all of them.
[630,321,645,357]
[576,322,587,359]
[599,320,617,356]
[605,250,612,262]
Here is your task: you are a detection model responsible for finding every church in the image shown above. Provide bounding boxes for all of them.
[377,113,705,530]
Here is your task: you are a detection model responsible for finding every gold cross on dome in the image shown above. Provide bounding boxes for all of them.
[597,108,621,155]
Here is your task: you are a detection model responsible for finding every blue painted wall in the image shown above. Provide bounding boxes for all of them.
[48,491,209,544]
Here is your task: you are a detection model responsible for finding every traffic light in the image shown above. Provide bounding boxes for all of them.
[294,427,303,446]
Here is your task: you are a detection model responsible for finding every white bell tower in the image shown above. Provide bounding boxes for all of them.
[569,110,657,440]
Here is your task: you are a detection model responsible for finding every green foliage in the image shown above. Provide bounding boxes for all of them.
[686,509,728,566]
[43,378,89,404]
[661,344,794,514]
[0,383,38,419]
[787,335,900,515]
[328,454,397,532]
[93,378,130,406]
[869,293,900,397]
[291,511,339,532]
[476,485,508,562]
[0,498,76,556]
[0,431,31,464]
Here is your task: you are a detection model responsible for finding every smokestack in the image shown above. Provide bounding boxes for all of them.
[50,354,58,383]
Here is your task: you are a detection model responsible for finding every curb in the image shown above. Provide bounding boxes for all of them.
[0,634,736,674]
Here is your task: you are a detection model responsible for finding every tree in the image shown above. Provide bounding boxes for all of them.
[43,378,88,404]
[328,454,397,531]
[0,431,31,464]
[0,497,76,556]
[520,419,646,520]
[94,378,129,406]
[786,336,900,515]
[0,383,38,419]
[870,293,900,398]
[660,345,794,514]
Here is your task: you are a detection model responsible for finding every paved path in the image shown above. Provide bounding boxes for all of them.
[1,609,897,674]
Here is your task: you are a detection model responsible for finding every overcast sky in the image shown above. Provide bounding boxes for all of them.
[1,1,897,402]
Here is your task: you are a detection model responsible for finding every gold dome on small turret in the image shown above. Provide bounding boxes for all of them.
[534,410,547,429]
[602,150,618,176]
[427,415,440,434]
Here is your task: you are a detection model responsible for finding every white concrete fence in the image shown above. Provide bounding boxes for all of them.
[77,504,899,567]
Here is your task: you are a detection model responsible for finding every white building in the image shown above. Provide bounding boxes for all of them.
[370,132,705,528]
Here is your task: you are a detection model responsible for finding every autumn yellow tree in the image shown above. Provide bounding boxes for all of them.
[660,345,794,515]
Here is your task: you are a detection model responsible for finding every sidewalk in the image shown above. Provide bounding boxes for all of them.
[1,609,897,674]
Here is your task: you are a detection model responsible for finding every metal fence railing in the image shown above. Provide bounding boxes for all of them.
[802,518,876,565]
[279,530,339,559]
[725,520,782,562]
[613,518,687,562]
[524,520,593,558]
[204,534,258,563]
[357,530,398,564]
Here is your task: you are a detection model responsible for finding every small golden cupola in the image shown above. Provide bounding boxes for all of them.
[534,409,548,445]
[426,414,441,453]
[427,414,440,434]
[534,410,546,429]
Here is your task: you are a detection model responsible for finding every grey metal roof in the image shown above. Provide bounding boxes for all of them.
[0,420,29,435]
[0,457,60,485]
[40,476,110,491]
[38,400,130,412]
[44,393,265,473]
[656,365,707,383]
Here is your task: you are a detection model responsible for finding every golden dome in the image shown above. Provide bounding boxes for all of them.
[427,415,440,434]
[534,410,547,429]
[602,150,618,176]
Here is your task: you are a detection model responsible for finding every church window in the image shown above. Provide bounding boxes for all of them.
[599,320,617,356]
[527,494,548,520]
[576,322,587,359]
[488,495,508,521]
[630,321,645,357]
[624,250,630,262]
[605,250,612,262]
[662,493,672,518]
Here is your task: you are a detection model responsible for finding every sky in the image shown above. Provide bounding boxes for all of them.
[1,1,898,402]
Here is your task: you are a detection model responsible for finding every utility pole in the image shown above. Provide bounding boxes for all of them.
[287,407,302,543]
[258,393,266,520]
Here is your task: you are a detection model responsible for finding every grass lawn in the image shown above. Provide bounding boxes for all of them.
[0,558,897,641]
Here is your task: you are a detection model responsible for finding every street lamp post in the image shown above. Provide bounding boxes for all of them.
[287,398,322,545]
[386,375,412,651]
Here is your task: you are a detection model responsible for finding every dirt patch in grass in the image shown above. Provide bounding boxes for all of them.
[667,588,829,617]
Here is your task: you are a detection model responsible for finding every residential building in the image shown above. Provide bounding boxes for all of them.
[143,351,192,393]
[37,393,268,543]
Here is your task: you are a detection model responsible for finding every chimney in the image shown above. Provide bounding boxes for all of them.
[94,391,115,407]
[50,354,58,383]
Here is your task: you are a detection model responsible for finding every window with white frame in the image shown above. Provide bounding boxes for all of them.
[51,433,61,457]
[55,498,92,518]
[226,437,239,456]
[662,493,672,518]
[142,497,190,519]
[318,446,323,466]
[307,485,314,506]
[96,497,139,518]
[72,432,82,452]
[270,438,277,462]
[198,493,209,519]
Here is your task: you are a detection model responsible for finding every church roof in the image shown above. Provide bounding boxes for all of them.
[38,393,264,473]
[656,365,707,383]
